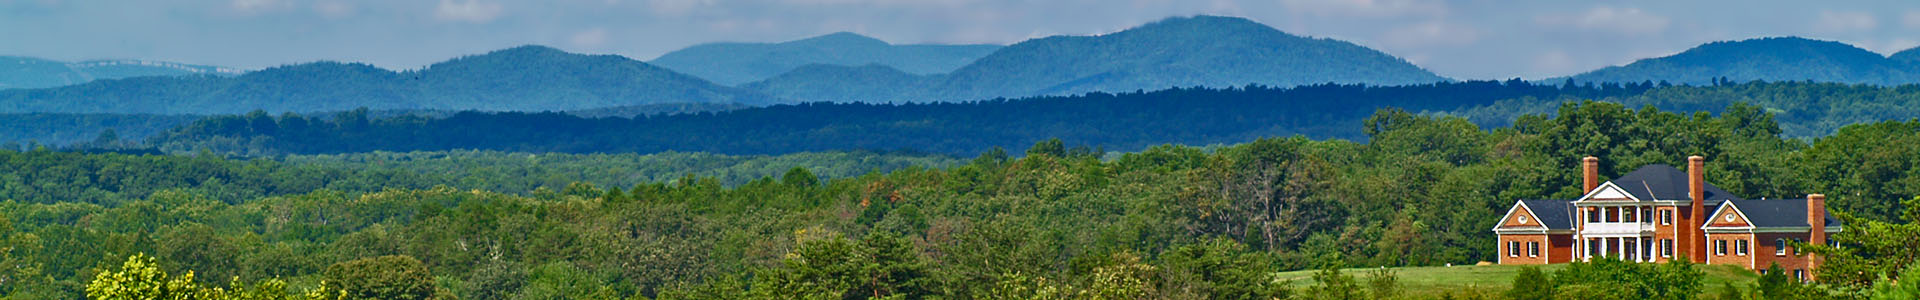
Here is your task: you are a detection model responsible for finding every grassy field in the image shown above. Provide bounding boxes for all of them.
[1272,263,1761,298]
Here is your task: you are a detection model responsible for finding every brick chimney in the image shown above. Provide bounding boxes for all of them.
[1808,194,1826,274]
[1688,155,1707,262]
[1583,156,1600,193]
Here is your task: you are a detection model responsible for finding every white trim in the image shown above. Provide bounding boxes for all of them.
[1490,201,1528,232]
[1494,228,1575,234]
[1705,226,1845,234]
[1575,182,1643,202]
[1492,201,1570,232]
[1700,201,1754,230]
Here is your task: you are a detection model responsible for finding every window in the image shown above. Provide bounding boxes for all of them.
[1642,207,1653,224]
[1776,239,1788,256]
[1590,238,1603,257]
[1588,208,1601,224]
[1528,242,1540,257]
[1794,270,1806,282]
[1624,239,1637,260]
[1737,239,1749,256]
[1509,241,1520,257]
[1606,207,1619,223]
[1794,238,1804,256]
[1643,239,1653,259]
[1716,240,1728,256]
[1662,239,1674,258]
[1624,207,1635,223]
[1661,210,1673,225]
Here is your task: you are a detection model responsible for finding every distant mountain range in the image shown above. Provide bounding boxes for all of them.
[0,46,771,114]
[649,32,1001,86]
[1561,37,1920,85]
[744,15,1452,102]
[0,56,241,90]
[15,17,1920,115]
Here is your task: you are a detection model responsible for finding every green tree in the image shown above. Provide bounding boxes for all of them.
[86,253,210,300]
[1304,266,1361,300]
[1026,139,1066,158]
[1505,266,1551,300]
[1869,262,1920,300]
[323,255,437,300]
[1159,238,1286,300]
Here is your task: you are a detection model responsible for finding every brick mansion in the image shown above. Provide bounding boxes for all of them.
[1492,156,1840,280]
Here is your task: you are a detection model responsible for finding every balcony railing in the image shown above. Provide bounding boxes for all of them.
[1582,222,1655,235]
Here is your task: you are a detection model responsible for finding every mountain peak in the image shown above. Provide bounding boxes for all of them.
[1565,36,1913,85]
[485,45,570,57]
[1126,15,1288,37]
[795,32,889,46]
[1690,36,1873,56]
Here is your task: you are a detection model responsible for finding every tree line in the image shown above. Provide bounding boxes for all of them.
[146,80,1657,156]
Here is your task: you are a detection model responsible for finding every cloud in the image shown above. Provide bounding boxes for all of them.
[644,0,714,16]
[570,28,609,47]
[1277,0,1448,18]
[435,0,504,23]
[313,1,354,19]
[1532,50,1576,75]
[230,0,292,15]
[1380,20,1478,47]
[1536,6,1669,36]
[1903,11,1920,29]
[1814,10,1876,32]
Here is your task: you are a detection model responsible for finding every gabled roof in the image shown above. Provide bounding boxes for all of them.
[1519,200,1575,230]
[1607,164,1742,204]
[1716,199,1844,228]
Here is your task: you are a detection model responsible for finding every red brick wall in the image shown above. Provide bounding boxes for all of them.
[1548,234,1575,263]
[1499,234,1550,265]
[1705,233,1757,270]
[1651,206,1681,263]
[1752,232,1816,274]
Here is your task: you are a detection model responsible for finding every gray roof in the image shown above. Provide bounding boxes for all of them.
[1519,199,1576,230]
[1723,199,1844,228]
[1608,164,1742,205]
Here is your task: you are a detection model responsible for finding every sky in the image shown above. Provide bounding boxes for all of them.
[4,0,1919,80]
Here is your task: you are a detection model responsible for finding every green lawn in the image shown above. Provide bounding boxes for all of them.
[1273,263,1761,297]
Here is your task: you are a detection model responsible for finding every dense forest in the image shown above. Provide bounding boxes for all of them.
[7,102,1920,299]
[1451,81,1920,138]
[0,113,202,146]
[149,80,1657,156]
[0,149,953,207]
[150,80,1920,157]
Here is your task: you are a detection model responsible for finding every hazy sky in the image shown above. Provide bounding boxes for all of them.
[5,0,1918,80]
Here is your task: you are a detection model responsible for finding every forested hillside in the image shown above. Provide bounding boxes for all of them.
[649,32,1000,85]
[0,56,240,90]
[151,80,1651,156]
[1561,37,1920,85]
[1446,81,1920,138]
[0,46,770,114]
[744,15,1450,103]
[0,113,203,146]
[7,102,1920,299]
